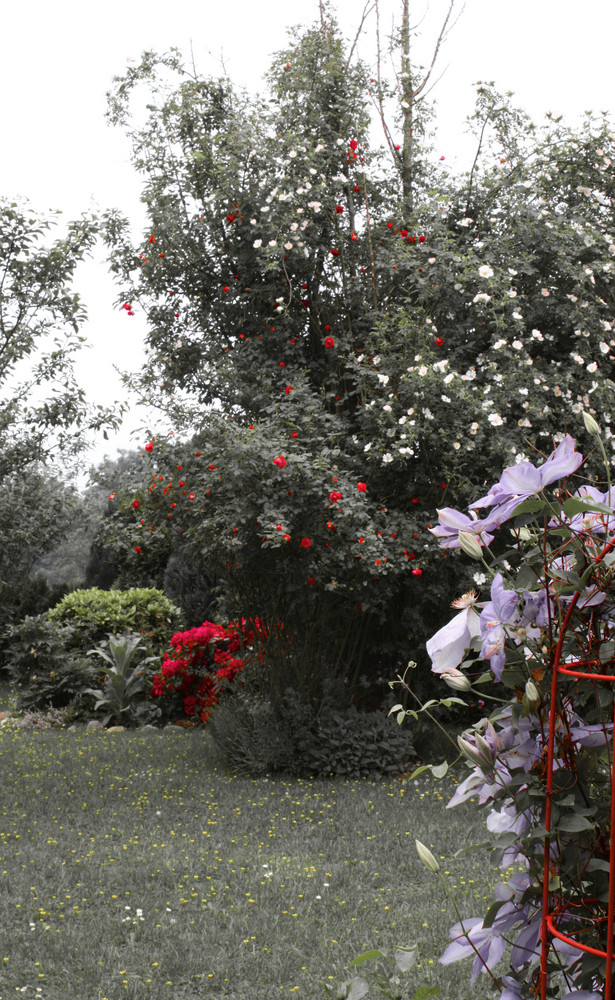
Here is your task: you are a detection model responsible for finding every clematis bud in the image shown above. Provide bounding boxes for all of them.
[525,679,540,704]
[458,531,484,560]
[442,669,471,692]
[582,410,601,436]
[415,840,440,873]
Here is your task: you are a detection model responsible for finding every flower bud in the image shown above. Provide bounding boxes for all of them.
[457,735,487,769]
[415,840,440,873]
[442,669,472,691]
[525,679,540,704]
[582,410,601,436]
[458,531,484,560]
[474,732,494,765]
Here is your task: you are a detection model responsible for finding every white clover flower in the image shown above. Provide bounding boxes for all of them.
[587,361,598,373]
[512,340,523,350]
[541,288,550,296]
[600,342,609,354]
[478,264,494,278]
[488,413,504,426]
[250,218,257,225]
[423,407,434,419]
[493,339,506,350]
[377,373,389,385]
[518,418,532,427]
[453,441,461,450]
[336,138,344,146]
[289,150,297,158]
[309,168,318,175]
[290,222,298,231]
[428,257,436,263]
[253,239,262,248]
[418,365,428,376]
[315,143,324,152]
[473,572,487,586]
[443,373,454,384]
[508,268,518,275]
[260,206,269,212]
[373,355,381,365]
[307,200,321,211]
[398,415,407,425]
[383,404,392,412]
[268,239,277,247]
[457,218,473,227]
[469,422,479,435]
[364,442,372,452]
[407,407,414,415]
[284,242,293,250]
[473,292,491,303]
[507,289,518,298]
[512,311,523,320]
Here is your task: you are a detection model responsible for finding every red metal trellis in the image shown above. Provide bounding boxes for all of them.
[540,540,615,1000]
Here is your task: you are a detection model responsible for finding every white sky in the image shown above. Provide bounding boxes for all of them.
[2,0,614,476]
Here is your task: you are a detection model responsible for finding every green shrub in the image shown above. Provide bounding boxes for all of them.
[208,692,417,778]
[48,587,183,657]
[208,697,297,775]
[4,614,100,716]
[292,704,417,778]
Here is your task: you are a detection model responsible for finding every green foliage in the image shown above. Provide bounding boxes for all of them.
[207,697,298,775]
[293,703,417,778]
[4,614,99,716]
[101,12,615,702]
[209,692,417,779]
[48,587,184,656]
[85,632,160,728]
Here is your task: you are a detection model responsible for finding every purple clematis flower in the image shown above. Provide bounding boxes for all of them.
[469,435,583,525]
[426,594,482,674]
[479,574,519,680]
[429,506,498,549]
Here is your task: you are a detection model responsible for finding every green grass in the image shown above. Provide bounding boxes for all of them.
[0,722,507,1000]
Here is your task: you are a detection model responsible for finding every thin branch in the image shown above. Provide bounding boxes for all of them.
[344,2,375,72]
[411,0,458,101]
[465,118,488,215]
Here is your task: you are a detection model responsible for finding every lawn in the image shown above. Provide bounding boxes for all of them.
[0,722,507,1000]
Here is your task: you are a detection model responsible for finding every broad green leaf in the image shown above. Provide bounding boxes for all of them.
[348,950,384,967]
[511,497,549,517]
[411,986,441,1000]
[556,814,595,833]
[431,761,449,779]
[562,497,614,516]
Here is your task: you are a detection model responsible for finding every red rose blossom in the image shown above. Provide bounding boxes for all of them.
[308,576,316,585]
[145,441,153,453]
[330,248,340,257]
[133,546,142,554]
[434,337,443,346]
[273,456,287,468]
[285,385,293,394]
[349,139,358,150]
[132,500,140,509]
[412,568,423,577]
[418,235,426,243]
[324,336,335,348]
[357,482,367,493]
[330,491,342,501]
[300,537,312,549]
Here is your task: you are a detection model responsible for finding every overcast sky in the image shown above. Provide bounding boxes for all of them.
[2,0,614,476]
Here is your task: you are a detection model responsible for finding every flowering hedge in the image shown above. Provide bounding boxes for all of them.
[150,618,265,721]
[404,424,615,999]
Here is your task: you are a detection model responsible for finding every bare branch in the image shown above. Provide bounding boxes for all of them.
[344,2,376,73]
[412,0,458,100]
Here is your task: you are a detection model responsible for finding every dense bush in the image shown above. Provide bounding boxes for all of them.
[208,691,417,778]
[48,587,183,656]
[4,614,99,717]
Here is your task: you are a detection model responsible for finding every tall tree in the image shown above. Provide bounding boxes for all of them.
[101,6,615,700]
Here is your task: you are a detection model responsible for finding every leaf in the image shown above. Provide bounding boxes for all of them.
[431,761,449,779]
[511,497,549,517]
[411,986,440,1000]
[556,813,595,832]
[394,945,418,971]
[341,977,370,1000]
[348,950,384,967]
[483,899,506,928]
[562,497,614,516]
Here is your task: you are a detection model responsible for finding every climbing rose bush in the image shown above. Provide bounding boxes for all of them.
[403,428,615,999]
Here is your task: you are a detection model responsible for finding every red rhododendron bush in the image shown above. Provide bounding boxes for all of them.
[150,618,268,721]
